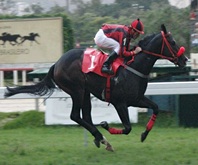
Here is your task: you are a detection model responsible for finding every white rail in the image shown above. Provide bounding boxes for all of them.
[1,81,198,99]
[1,81,198,125]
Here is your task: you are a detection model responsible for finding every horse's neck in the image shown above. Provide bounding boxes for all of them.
[129,33,162,76]
[129,53,157,76]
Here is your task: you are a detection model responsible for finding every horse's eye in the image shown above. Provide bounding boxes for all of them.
[171,41,176,45]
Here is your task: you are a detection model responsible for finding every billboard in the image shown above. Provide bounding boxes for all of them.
[0,17,63,64]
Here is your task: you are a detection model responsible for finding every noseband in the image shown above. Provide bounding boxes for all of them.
[142,31,184,64]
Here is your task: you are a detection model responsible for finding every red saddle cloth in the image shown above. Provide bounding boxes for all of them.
[82,48,123,77]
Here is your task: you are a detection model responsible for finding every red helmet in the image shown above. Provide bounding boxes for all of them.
[131,18,144,34]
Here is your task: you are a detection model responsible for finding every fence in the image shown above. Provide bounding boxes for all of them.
[1,81,198,126]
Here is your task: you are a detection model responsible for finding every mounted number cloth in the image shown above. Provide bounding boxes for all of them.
[82,48,123,102]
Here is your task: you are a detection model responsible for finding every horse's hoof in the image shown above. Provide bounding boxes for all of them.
[100,121,109,130]
[93,139,100,148]
[141,131,149,142]
[101,136,114,152]
[105,145,114,152]
[94,136,114,151]
[141,132,146,142]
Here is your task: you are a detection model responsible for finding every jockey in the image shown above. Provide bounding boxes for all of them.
[94,18,144,75]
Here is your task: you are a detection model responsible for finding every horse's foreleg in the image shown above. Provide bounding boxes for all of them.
[81,92,114,151]
[137,96,159,142]
[81,92,103,142]
[71,97,103,142]
[9,41,16,46]
[35,39,40,44]
[70,90,112,150]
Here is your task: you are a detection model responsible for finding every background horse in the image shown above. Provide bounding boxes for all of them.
[20,33,40,45]
[0,33,21,46]
[4,24,187,151]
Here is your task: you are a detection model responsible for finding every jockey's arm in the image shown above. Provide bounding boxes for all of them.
[119,33,142,57]
[121,44,142,57]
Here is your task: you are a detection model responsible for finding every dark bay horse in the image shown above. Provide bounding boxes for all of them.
[4,25,187,151]
[0,33,21,46]
[20,33,40,45]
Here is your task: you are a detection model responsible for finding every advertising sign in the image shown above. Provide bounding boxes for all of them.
[0,17,63,64]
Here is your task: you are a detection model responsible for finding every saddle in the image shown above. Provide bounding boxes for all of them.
[82,48,124,102]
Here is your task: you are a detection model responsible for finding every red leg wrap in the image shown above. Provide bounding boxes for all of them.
[146,114,157,131]
[108,128,123,134]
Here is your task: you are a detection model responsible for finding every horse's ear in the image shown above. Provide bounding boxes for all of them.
[161,24,167,34]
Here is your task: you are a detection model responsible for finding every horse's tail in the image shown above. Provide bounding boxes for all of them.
[4,65,56,98]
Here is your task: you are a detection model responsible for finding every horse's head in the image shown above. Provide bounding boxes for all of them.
[35,33,40,37]
[141,24,188,68]
[160,24,187,68]
[2,32,8,36]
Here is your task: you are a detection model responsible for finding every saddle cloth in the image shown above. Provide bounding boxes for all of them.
[82,48,123,77]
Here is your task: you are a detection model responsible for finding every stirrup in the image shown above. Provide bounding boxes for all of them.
[101,67,114,75]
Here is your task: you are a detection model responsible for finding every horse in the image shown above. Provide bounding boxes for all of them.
[4,24,187,151]
[0,33,21,46]
[20,33,40,45]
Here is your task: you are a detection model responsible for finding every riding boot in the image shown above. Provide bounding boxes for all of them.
[101,51,118,75]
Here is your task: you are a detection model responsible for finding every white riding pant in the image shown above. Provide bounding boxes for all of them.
[94,29,120,54]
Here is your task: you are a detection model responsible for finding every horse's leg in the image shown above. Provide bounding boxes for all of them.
[135,96,159,142]
[81,91,114,151]
[9,41,15,46]
[20,38,25,45]
[35,39,40,44]
[2,41,6,47]
[70,92,102,139]
[101,103,132,135]
[69,89,114,151]
[81,91,93,125]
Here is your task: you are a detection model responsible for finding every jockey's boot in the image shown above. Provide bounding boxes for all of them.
[101,51,117,75]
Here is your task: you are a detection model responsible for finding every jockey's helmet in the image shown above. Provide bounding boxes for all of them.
[131,19,144,34]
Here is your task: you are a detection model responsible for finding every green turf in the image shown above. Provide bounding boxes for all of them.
[0,111,197,165]
[0,126,197,165]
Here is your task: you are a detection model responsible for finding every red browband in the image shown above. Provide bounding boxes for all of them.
[142,31,185,63]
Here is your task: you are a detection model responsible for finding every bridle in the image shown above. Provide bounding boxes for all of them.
[142,31,185,64]
[124,31,185,79]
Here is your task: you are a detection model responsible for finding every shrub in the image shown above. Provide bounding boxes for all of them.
[3,110,45,129]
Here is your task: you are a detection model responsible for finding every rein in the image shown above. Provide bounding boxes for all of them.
[142,31,178,63]
[123,31,182,79]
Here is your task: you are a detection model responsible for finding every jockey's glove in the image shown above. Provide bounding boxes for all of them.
[133,46,142,54]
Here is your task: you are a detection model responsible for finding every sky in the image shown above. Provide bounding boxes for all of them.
[13,0,190,12]
[168,0,190,9]
[13,0,116,12]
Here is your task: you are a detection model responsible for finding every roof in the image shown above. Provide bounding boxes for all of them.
[28,68,49,75]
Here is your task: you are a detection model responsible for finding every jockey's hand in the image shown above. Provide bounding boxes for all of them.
[134,46,142,54]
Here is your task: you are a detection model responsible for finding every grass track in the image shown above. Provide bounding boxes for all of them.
[0,126,198,165]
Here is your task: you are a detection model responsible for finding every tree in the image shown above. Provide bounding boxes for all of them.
[69,0,189,55]
[47,4,66,14]
[0,0,16,15]
[30,3,44,14]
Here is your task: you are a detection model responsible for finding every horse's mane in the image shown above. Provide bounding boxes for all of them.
[124,33,157,62]
[138,33,156,49]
